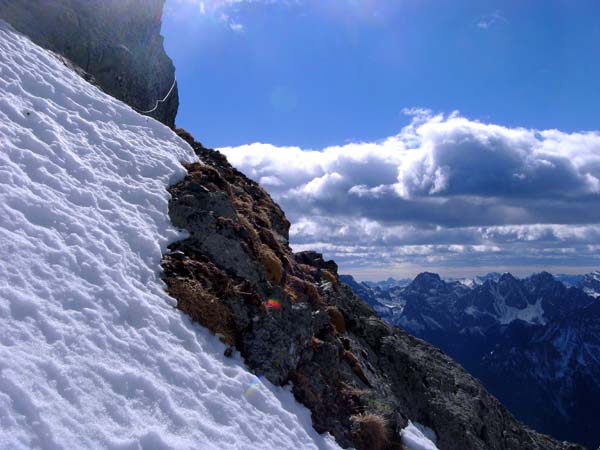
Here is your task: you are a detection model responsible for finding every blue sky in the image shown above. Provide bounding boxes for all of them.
[162,0,600,280]
[164,0,600,149]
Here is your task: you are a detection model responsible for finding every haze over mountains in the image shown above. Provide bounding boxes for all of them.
[342,270,600,448]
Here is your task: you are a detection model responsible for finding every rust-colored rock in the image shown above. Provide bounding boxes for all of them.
[327,306,347,333]
[351,414,391,450]
[322,270,338,285]
[258,244,283,285]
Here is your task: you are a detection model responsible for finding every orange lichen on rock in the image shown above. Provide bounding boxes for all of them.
[327,306,347,333]
[306,282,325,306]
[236,214,261,245]
[350,414,390,450]
[258,244,284,285]
[167,277,237,346]
[343,350,371,386]
[284,275,324,306]
[322,269,338,284]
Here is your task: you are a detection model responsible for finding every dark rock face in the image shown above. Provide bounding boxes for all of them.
[163,130,583,450]
[0,0,178,127]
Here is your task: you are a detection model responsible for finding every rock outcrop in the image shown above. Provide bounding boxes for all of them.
[0,0,178,127]
[163,129,585,450]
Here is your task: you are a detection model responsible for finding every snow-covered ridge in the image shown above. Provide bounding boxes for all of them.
[0,21,341,450]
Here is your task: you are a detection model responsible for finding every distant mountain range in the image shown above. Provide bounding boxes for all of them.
[556,271,600,299]
[341,271,600,449]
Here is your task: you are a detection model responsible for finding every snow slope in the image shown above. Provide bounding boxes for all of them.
[401,422,439,450]
[0,21,340,450]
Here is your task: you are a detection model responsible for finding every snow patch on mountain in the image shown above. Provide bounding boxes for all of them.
[401,421,439,450]
[490,290,546,325]
[0,21,340,450]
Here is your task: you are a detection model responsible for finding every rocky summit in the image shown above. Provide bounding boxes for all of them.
[162,130,584,450]
[0,0,178,127]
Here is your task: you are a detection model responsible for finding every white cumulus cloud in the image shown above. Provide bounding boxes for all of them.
[220,112,600,277]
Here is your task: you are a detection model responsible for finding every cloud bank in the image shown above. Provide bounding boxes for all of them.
[220,112,600,278]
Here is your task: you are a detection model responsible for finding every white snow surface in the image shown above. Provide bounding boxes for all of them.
[401,421,439,450]
[476,285,546,325]
[0,22,340,450]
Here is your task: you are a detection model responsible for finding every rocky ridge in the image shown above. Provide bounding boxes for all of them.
[162,130,583,450]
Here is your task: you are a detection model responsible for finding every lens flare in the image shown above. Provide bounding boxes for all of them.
[266,299,282,310]
[244,377,262,399]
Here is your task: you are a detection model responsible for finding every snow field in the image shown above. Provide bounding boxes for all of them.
[0,21,340,450]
